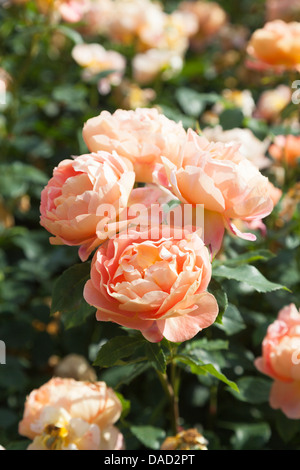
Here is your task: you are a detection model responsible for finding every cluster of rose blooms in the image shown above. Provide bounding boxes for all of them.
[68,0,227,90]
[9,1,300,103]
[39,106,277,344]
[10,104,289,451]
[10,0,228,92]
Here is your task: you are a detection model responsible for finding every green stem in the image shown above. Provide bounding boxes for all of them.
[170,360,180,429]
[156,370,180,435]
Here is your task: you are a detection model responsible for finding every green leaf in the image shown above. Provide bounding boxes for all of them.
[208,278,228,323]
[0,162,47,198]
[280,101,299,120]
[115,392,131,420]
[215,303,246,336]
[183,338,229,352]
[276,412,300,443]
[162,199,181,214]
[229,377,271,404]
[245,118,269,139]
[5,441,31,451]
[0,357,28,391]
[213,249,275,268]
[130,425,166,450]
[145,342,167,373]
[175,87,206,117]
[56,25,84,44]
[0,408,18,428]
[51,263,95,329]
[230,422,271,450]
[219,108,244,130]
[175,354,239,392]
[87,69,118,84]
[100,362,151,389]
[94,336,145,368]
[52,85,88,108]
[213,264,287,293]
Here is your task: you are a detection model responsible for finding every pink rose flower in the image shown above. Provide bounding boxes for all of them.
[247,20,300,72]
[58,0,90,23]
[255,304,300,419]
[156,129,274,253]
[18,378,124,450]
[83,226,219,343]
[82,108,187,184]
[40,151,135,261]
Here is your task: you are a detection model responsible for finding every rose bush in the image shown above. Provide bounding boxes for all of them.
[1,0,300,452]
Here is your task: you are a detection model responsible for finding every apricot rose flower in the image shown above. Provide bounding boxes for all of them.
[40,151,135,261]
[83,227,219,343]
[18,378,124,450]
[247,20,300,72]
[156,129,274,253]
[255,304,300,419]
[82,108,187,183]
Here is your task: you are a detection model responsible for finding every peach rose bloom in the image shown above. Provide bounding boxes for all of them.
[82,108,187,184]
[19,378,123,450]
[115,183,177,234]
[132,49,183,85]
[202,126,271,170]
[83,227,219,343]
[255,304,300,419]
[138,10,197,55]
[247,20,300,72]
[40,151,135,262]
[156,129,274,252]
[107,0,165,46]
[238,181,282,237]
[254,85,292,122]
[179,1,227,49]
[79,0,114,36]
[269,135,300,167]
[71,43,126,95]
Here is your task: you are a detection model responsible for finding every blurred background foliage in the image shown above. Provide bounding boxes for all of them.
[0,0,299,450]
